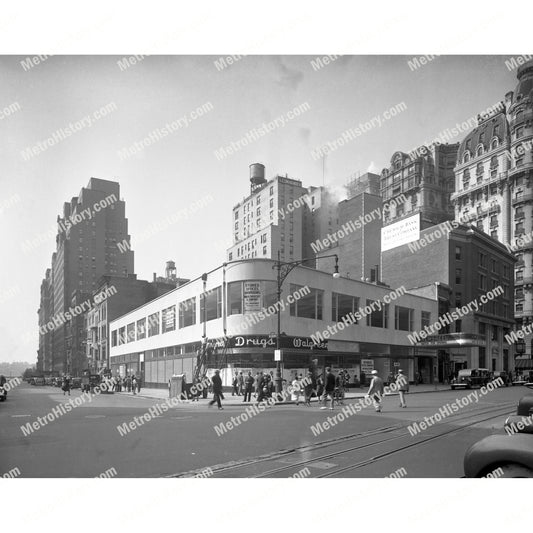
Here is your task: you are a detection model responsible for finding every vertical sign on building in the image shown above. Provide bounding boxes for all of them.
[243,281,262,313]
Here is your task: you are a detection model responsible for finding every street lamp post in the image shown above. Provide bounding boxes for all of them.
[273,251,340,395]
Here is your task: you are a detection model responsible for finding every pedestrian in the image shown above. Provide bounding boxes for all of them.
[126,375,131,392]
[291,374,301,405]
[316,374,324,401]
[137,376,141,394]
[243,371,254,402]
[256,372,267,403]
[131,375,137,395]
[254,372,261,399]
[360,371,366,388]
[396,369,409,408]
[62,375,71,396]
[208,369,224,410]
[320,367,336,410]
[202,372,209,399]
[238,371,244,395]
[304,371,313,406]
[367,369,385,412]
[232,373,239,396]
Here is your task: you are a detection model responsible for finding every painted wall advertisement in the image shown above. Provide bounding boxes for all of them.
[243,281,262,313]
[381,213,420,252]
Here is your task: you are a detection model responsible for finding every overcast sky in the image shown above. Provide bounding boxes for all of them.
[0,55,522,364]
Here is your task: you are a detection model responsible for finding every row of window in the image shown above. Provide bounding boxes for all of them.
[111,283,434,346]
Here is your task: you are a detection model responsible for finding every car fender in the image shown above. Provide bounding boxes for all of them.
[464,434,533,477]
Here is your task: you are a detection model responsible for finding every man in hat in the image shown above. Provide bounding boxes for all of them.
[396,369,409,408]
[367,369,384,413]
[208,369,224,410]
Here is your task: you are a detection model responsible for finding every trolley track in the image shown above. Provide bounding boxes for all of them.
[172,401,516,478]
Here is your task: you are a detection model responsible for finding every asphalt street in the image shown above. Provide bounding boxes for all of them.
[0,382,526,478]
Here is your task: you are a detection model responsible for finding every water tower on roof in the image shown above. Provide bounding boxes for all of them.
[249,163,267,194]
[165,260,177,280]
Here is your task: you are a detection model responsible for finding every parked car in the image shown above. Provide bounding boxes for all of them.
[491,371,510,387]
[464,394,533,477]
[71,377,81,389]
[451,368,491,390]
[0,375,6,401]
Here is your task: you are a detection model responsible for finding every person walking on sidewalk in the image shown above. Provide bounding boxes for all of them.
[243,371,254,402]
[131,375,137,395]
[396,369,409,408]
[238,371,244,395]
[291,374,302,406]
[62,375,71,396]
[367,369,385,412]
[208,369,224,410]
[320,367,336,410]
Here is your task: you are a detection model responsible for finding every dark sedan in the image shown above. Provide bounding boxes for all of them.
[464,395,533,477]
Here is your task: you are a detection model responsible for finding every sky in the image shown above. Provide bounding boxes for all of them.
[0,54,524,364]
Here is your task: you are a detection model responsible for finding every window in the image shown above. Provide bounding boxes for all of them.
[162,305,176,333]
[118,326,126,345]
[179,297,196,328]
[516,222,525,236]
[290,285,323,320]
[492,325,498,341]
[395,306,414,331]
[136,318,146,340]
[515,207,525,219]
[455,268,462,284]
[421,311,431,329]
[455,320,462,333]
[366,300,389,328]
[200,286,222,322]
[227,282,242,315]
[479,252,486,268]
[269,198,274,208]
[479,274,486,290]
[111,330,117,347]
[516,270,523,281]
[456,292,462,307]
[256,207,261,217]
[503,264,510,278]
[263,246,267,255]
[127,322,135,342]
[516,126,524,139]
[270,186,274,195]
[455,246,462,260]
[332,293,359,324]
[490,215,498,227]
[147,313,160,337]
[479,322,486,335]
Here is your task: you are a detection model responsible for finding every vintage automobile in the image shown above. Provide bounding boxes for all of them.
[491,370,510,387]
[0,375,6,401]
[451,368,491,390]
[464,395,533,477]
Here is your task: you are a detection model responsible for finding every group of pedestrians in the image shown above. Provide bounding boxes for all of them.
[367,369,409,412]
[111,374,141,394]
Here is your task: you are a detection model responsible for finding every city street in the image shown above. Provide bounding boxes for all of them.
[0,382,525,478]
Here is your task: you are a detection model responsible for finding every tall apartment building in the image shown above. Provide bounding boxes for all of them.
[37,269,53,372]
[451,59,533,366]
[381,143,459,229]
[39,178,134,375]
[227,164,309,263]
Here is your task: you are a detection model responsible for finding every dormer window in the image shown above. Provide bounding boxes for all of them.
[476,145,484,157]
[463,151,471,163]
[490,138,499,150]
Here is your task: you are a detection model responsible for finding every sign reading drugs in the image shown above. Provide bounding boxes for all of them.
[243,281,262,313]
[381,213,420,252]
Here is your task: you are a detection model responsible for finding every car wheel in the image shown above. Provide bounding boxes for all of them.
[496,464,533,478]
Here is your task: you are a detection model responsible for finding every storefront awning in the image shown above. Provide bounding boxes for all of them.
[515,358,533,369]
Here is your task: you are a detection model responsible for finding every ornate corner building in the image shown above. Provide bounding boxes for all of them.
[452,59,533,364]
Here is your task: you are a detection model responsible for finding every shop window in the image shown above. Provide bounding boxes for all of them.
[290,285,323,320]
[136,318,146,340]
[162,305,176,333]
[111,330,117,347]
[148,312,160,337]
[227,282,243,315]
[421,311,431,329]
[332,292,359,323]
[127,323,135,342]
[366,300,389,328]
[200,286,223,322]
[179,297,196,328]
[395,306,414,331]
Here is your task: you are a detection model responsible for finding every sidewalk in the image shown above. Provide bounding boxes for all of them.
[116,382,452,406]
